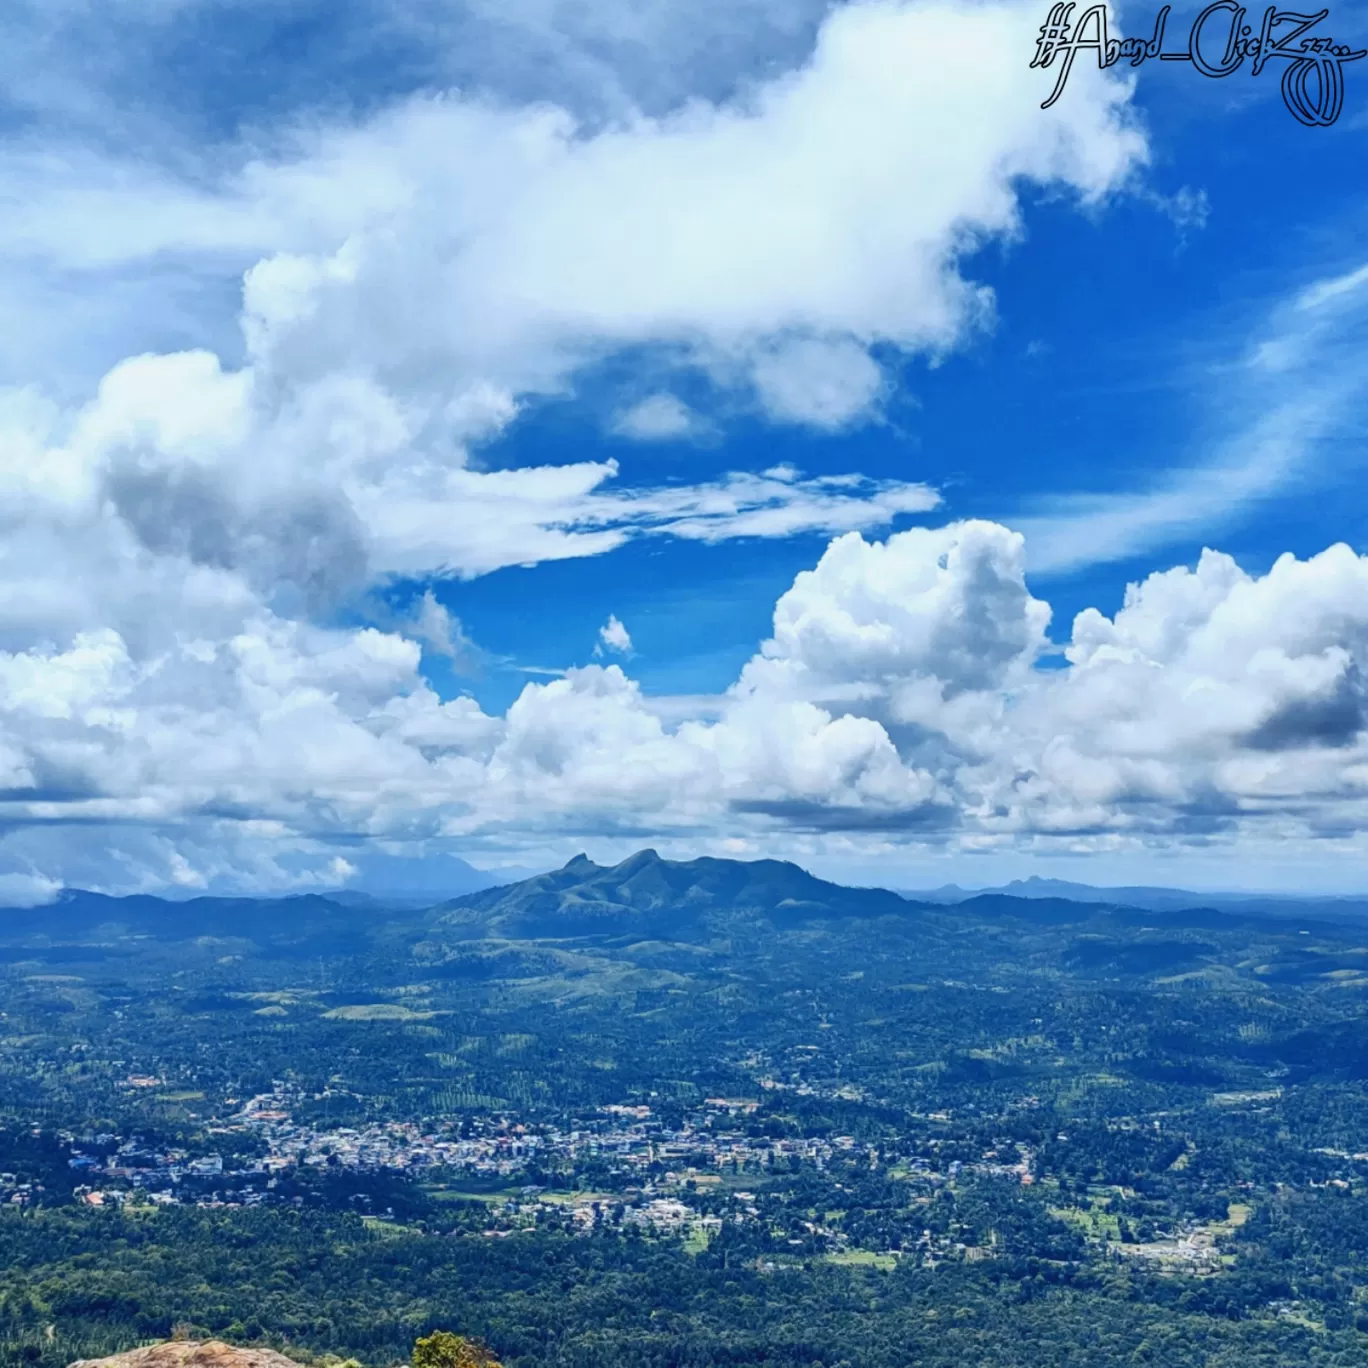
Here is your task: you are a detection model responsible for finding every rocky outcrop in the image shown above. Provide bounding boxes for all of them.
[70,1342,308,1368]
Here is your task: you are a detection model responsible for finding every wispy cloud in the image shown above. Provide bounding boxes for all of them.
[1017,258,1368,575]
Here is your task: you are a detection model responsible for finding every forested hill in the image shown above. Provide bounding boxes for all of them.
[429,848,915,938]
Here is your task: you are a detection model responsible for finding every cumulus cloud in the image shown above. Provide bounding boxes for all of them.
[2,516,1368,893]
[3,1,1145,396]
[741,520,1051,703]
[0,362,940,598]
[596,615,634,656]
[225,0,1139,433]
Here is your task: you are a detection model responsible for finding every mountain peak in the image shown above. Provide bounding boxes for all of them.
[614,848,662,871]
[562,853,597,872]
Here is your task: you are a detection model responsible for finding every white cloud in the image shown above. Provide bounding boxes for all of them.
[3,1,1146,400]
[596,614,634,655]
[406,590,480,669]
[446,524,1368,868]
[1297,261,1368,312]
[2,517,1368,893]
[742,520,1050,701]
[0,871,62,908]
[749,337,886,429]
[611,393,702,440]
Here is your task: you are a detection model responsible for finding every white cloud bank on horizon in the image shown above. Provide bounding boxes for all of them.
[2,520,1368,897]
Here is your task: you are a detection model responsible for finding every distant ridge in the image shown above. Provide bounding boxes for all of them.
[10,851,1366,945]
[902,874,1368,921]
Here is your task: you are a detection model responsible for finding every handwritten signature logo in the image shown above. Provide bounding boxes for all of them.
[1031,2,1366,125]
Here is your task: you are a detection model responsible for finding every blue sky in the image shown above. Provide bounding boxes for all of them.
[1,0,1367,900]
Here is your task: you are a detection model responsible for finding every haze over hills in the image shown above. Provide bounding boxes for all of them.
[906,874,1368,922]
[337,851,546,904]
[0,853,545,915]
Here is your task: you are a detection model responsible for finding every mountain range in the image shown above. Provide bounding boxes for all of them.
[8,849,1365,951]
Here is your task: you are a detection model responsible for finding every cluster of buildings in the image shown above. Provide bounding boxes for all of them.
[49,1086,1253,1279]
[68,1137,249,1208]
[54,1085,1031,1247]
[233,1090,546,1177]
[224,1086,897,1183]
[1109,1227,1226,1271]
[0,1172,45,1206]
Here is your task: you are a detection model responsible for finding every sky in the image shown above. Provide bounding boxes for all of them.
[1,0,1368,901]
